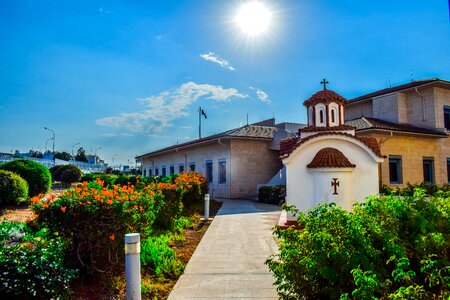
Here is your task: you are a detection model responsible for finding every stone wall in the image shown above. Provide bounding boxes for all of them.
[345,100,373,120]
[230,139,282,199]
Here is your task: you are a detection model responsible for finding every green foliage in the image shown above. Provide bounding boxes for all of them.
[0,170,29,205]
[380,182,450,197]
[0,221,77,299]
[258,185,286,205]
[140,235,185,278]
[51,164,82,183]
[0,159,51,197]
[80,172,118,186]
[54,151,72,161]
[75,147,88,162]
[155,185,184,230]
[267,192,450,300]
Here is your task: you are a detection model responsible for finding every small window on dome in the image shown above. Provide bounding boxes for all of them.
[319,110,324,124]
[331,109,335,123]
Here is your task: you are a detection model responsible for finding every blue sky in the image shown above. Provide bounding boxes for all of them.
[0,0,449,165]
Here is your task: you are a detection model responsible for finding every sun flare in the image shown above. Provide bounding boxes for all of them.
[235,1,272,36]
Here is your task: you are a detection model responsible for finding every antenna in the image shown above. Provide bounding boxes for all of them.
[388,77,391,88]
[410,68,414,82]
[246,113,249,125]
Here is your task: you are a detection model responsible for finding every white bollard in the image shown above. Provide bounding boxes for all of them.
[125,233,141,300]
[204,193,210,220]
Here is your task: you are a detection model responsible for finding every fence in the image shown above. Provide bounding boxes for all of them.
[0,156,107,173]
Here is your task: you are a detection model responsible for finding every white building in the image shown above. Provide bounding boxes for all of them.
[281,85,384,213]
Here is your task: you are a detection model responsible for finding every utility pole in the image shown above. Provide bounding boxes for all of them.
[198,107,207,139]
[44,127,55,165]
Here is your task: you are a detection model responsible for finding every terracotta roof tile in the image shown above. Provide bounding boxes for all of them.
[280,132,383,159]
[303,89,348,107]
[300,124,355,132]
[307,147,356,168]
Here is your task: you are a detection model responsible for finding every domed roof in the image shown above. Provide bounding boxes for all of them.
[303,89,348,107]
[307,147,356,168]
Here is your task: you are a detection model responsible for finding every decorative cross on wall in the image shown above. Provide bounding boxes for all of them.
[321,78,329,90]
[331,178,339,195]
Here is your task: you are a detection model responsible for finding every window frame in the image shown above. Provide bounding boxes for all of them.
[169,165,174,175]
[447,158,450,183]
[388,156,403,184]
[155,166,159,176]
[423,158,435,183]
[178,164,184,174]
[161,165,166,177]
[444,105,450,130]
[205,160,213,183]
[218,159,226,184]
[189,162,195,172]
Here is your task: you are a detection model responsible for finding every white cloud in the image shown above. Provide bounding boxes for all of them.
[96,82,247,135]
[200,52,235,71]
[250,87,271,103]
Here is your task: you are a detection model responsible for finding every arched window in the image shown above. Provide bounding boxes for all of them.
[319,110,324,124]
[331,109,335,123]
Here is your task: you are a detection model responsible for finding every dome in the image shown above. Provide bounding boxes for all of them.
[303,89,348,107]
[307,147,356,168]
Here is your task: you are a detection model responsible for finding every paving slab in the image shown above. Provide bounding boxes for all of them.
[168,200,281,300]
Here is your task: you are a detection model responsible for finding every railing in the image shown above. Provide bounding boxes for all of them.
[0,156,107,173]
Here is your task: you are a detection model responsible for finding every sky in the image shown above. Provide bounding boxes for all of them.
[0,0,449,166]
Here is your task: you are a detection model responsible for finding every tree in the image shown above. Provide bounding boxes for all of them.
[54,151,72,161]
[75,147,88,162]
[29,150,43,158]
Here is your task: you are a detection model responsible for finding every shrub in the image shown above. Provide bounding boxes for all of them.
[0,221,77,299]
[80,173,117,187]
[154,183,184,230]
[31,179,164,274]
[50,165,65,181]
[60,167,82,185]
[140,235,184,278]
[0,159,51,197]
[175,172,208,206]
[267,192,450,299]
[258,185,286,205]
[0,170,29,204]
[380,182,450,197]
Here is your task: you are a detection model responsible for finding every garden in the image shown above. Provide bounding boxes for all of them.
[0,159,220,299]
[267,184,450,299]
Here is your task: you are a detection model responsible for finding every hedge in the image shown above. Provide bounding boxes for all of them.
[258,185,286,205]
[0,159,51,197]
[0,170,29,205]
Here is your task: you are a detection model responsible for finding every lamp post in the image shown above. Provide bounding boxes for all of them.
[95,147,102,164]
[45,137,54,151]
[113,154,118,170]
[44,127,55,165]
[72,142,80,164]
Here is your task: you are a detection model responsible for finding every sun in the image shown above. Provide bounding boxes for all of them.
[235,1,272,36]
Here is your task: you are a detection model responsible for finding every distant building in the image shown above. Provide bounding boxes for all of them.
[345,78,450,186]
[136,119,305,199]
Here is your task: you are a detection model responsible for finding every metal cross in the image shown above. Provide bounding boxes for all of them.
[331,178,339,195]
[321,78,329,90]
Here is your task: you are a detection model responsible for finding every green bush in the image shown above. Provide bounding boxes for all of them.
[258,185,286,205]
[0,221,77,299]
[174,172,208,206]
[80,173,117,187]
[140,235,184,278]
[49,165,64,181]
[0,170,29,205]
[154,184,184,230]
[0,159,51,197]
[60,167,82,185]
[380,182,450,197]
[267,191,450,299]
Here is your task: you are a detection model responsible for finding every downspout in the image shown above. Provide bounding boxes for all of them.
[414,87,426,121]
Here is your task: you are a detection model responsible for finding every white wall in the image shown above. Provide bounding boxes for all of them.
[283,135,382,216]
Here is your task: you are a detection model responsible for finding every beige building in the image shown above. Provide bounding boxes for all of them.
[136,119,304,199]
[345,78,450,187]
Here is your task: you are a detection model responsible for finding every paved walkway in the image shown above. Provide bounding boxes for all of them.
[168,200,281,299]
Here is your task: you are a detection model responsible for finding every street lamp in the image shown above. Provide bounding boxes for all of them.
[95,147,102,164]
[44,127,55,165]
[113,154,119,169]
[45,137,54,151]
[72,142,80,164]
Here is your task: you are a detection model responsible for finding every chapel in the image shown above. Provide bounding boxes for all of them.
[280,80,384,212]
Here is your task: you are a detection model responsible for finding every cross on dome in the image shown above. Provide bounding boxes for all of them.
[321,78,329,90]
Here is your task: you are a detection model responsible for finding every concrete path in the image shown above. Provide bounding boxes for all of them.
[168,200,281,300]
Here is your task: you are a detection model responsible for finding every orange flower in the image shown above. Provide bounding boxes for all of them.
[139,206,144,212]
[33,213,39,219]
[83,181,88,186]
[60,206,67,213]
[109,234,115,241]
[43,203,49,209]
[76,188,82,193]
[31,196,40,204]
[106,199,113,205]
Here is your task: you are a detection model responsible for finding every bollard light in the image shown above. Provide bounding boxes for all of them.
[125,233,141,300]
[204,194,210,220]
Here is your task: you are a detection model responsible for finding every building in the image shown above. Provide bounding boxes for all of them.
[280,86,383,212]
[136,119,304,199]
[345,78,450,186]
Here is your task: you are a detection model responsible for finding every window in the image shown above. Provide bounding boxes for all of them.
[179,164,184,173]
[444,106,450,130]
[319,110,324,124]
[155,167,159,176]
[389,156,402,184]
[205,161,213,183]
[423,158,434,183]
[143,169,147,177]
[331,109,335,123]
[447,158,450,183]
[189,163,195,172]
[161,166,166,177]
[149,169,153,177]
[219,160,226,184]
[170,165,174,175]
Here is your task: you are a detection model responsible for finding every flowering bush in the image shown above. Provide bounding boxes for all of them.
[31,178,164,273]
[267,191,450,299]
[175,172,208,206]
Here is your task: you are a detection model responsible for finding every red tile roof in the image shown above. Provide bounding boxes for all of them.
[307,147,356,168]
[280,132,383,159]
[300,124,355,132]
[303,89,348,107]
